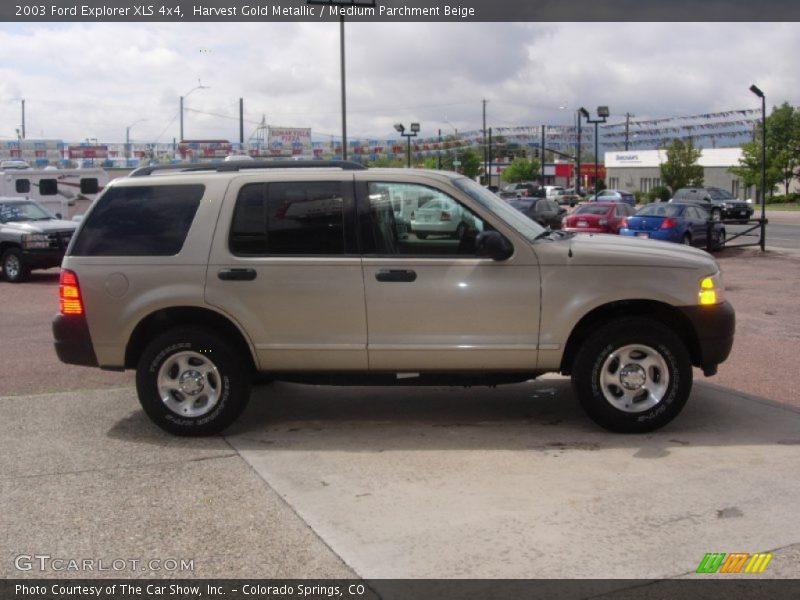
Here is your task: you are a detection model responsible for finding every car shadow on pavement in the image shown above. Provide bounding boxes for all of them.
[219,379,800,454]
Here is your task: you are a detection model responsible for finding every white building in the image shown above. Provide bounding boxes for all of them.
[605,148,752,199]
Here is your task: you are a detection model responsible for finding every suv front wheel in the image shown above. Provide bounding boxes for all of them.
[136,328,252,436]
[572,317,692,433]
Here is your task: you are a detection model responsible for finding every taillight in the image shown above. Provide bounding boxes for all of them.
[59,269,84,316]
[660,218,677,229]
[440,211,451,222]
[620,218,629,229]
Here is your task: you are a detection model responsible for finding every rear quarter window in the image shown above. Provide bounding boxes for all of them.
[70,184,204,256]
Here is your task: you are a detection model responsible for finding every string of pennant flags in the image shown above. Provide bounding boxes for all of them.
[261,107,769,159]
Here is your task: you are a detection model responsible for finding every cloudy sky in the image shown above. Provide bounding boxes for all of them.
[1,21,798,144]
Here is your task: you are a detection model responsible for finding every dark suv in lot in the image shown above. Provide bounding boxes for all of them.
[671,187,753,223]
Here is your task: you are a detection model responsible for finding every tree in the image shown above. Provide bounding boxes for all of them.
[426,146,483,179]
[659,138,704,194]
[729,102,800,198]
[500,158,541,183]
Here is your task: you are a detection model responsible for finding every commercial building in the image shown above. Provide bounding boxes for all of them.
[604,148,749,199]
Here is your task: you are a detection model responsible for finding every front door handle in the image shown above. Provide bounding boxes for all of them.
[375,269,417,283]
[218,268,257,281]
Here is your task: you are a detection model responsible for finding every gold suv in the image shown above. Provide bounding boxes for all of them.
[53,161,734,436]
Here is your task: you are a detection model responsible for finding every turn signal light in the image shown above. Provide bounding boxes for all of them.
[699,277,717,305]
[59,269,84,315]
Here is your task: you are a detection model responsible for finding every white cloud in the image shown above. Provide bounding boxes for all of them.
[0,22,798,143]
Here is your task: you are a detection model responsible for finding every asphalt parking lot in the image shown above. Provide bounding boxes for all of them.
[1,226,799,585]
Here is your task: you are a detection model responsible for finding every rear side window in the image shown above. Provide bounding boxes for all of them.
[229,181,345,256]
[71,184,204,256]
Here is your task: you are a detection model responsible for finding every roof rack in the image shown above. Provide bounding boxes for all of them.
[128,160,368,177]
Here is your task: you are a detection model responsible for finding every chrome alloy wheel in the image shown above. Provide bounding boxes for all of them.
[156,351,221,417]
[4,253,21,280]
[599,344,670,413]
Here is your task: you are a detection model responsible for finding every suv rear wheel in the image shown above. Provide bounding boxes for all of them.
[136,328,252,436]
[572,317,692,433]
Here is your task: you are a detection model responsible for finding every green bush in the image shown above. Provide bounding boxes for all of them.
[766,193,800,204]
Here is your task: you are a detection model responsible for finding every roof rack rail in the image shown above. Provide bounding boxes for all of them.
[128,160,368,177]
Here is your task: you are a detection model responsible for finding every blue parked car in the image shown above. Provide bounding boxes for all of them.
[590,189,636,206]
[619,202,726,251]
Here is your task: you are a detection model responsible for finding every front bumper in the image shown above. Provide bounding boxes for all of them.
[21,248,67,270]
[678,300,735,376]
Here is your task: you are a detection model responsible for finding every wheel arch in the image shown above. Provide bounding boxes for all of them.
[560,300,701,375]
[125,306,256,373]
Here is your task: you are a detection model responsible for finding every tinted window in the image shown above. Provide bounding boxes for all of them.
[576,204,611,216]
[15,179,30,194]
[39,179,58,195]
[229,181,345,256]
[71,184,204,256]
[637,204,684,217]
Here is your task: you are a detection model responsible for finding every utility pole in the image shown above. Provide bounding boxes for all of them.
[239,98,244,145]
[624,112,635,150]
[482,98,488,183]
[21,99,26,139]
[540,124,545,183]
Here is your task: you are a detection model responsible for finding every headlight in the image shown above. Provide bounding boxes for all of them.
[699,272,725,305]
[21,233,49,249]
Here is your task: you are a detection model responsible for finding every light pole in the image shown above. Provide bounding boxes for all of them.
[394,123,420,168]
[444,119,459,172]
[575,111,583,196]
[750,84,766,251]
[580,106,609,198]
[125,119,147,166]
[180,79,210,142]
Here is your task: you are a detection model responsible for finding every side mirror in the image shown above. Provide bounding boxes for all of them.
[55,213,62,219]
[475,231,513,261]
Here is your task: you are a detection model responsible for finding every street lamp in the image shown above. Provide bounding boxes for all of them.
[180,79,210,142]
[750,84,766,251]
[575,110,583,196]
[125,119,147,166]
[580,106,609,198]
[395,122,420,168]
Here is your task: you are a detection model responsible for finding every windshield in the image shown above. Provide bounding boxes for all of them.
[0,200,54,223]
[453,177,545,242]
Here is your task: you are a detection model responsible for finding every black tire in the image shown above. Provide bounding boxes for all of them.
[416,233,428,240]
[571,317,692,433]
[136,328,252,436]
[2,248,30,283]
[712,229,726,252]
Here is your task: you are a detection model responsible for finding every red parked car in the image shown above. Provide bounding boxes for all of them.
[562,201,637,234]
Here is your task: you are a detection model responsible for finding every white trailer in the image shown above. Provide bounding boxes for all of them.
[0,163,108,217]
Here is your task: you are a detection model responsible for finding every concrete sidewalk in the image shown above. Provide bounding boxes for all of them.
[3,379,799,580]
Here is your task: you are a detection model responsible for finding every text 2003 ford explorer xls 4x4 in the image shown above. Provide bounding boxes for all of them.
[52,162,734,436]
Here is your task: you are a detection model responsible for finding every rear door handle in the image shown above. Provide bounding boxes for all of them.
[375,269,417,283]
[218,268,257,281]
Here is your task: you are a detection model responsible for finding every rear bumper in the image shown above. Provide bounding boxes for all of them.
[52,313,98,367]
[678,301,735,375]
